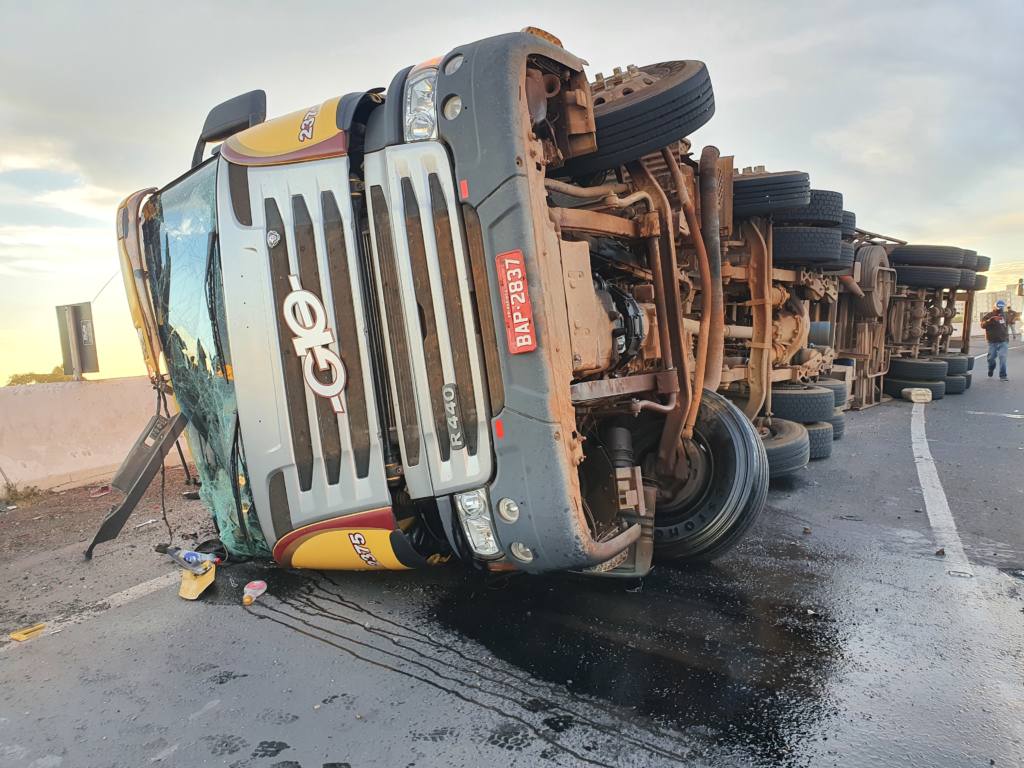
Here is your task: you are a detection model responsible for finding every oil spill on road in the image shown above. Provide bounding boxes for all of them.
[435,560,843,763]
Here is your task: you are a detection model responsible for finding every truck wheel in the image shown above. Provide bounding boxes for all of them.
[648,390,768,563]
[815,377,848,406]
[733,171,811,217]
[958,269,977,290]
[769,384,836,423]
[966,355,975,371]
[883,377,946,400]
[562,60,715,176]
[961,250,978,270]
[805,421,834,459]
[826,408,846,440]
[773,226,843,266]
[889,245,966,268]
[888,357,948,379]
[933,354,969,375]
[842,210,856,237]
[894,265,963,289]
[822,241,855,274]
[944,374,967,394]
[756,418,809,479]
[974,255,990,272]
[771,189,844,227]
[964,371,973,388]
[973,274,988,290]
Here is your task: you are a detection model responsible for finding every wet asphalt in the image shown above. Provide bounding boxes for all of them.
[1,346,1022,768]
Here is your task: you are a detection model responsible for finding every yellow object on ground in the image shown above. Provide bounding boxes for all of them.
[901,387,933,403]
[178,562,216,600]
[9,623,46,642]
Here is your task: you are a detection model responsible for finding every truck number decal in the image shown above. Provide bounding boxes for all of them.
[298,104,320,142]
[347,532,381,568]
[495,250,537,354]
[282,275,347,414]
[441,383,466,450]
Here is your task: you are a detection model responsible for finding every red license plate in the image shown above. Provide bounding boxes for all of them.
[495,250,537,354]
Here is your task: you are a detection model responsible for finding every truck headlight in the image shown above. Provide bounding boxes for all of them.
[454,488,501,558]
[403,66,438,142]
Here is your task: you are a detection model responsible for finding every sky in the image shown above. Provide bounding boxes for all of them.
[1,0,1022,384]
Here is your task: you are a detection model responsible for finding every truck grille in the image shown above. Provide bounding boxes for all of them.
[364,144,493,497]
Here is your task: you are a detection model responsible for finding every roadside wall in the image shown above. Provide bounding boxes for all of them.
[0,377,187,496]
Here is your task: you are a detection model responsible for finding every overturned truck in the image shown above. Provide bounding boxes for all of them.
[95,30,775,577]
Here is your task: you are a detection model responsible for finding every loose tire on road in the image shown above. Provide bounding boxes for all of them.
[826,408,846,440]
[933,355,969,375]
[563,60,715,176]
[733,171,811,218]
[756,418,810,479]
[769,385,837,423]
[894,265,963,289]
[805,421,834,459]
[773,226,843,266]
[772,189,844,227]
[888,357,949,379]
[650,390,769,563]
[815,377,848,406]
[883,377,946,400]
[889,245,965,268]
[943,374,967,394]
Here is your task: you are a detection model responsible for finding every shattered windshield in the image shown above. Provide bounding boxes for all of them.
[142,160,269,557]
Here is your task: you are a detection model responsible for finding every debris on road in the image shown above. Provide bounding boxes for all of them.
[9,623,46,642]
[935,547,946,557]
[89,484,112,499]
[133,518,159,529]
[243,580,267,606]
[178,562,216,601]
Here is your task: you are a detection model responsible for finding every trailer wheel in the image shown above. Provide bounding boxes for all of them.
[961,250,978,270]
[889,245,966,268]
[958,269,977,290]
[964,371,973,388]
[756,418,810,479]
[771,189,844,227]
[943,374,968,394]
[561,60,715,177]
[822,241,855,274]
[805,421,834,459]
[883,377,946,400]
[973,274,988,290]
[966,355,975,371]
[646,390,768,563]
[933,354,969,375]
[893,265,963,289]
[841,210,856,237]
[826,408,846,440]
[733,171,811,217]
[768,384,836,423]
[888,357,948,379]
[815,377,848,407]
[974,255,990,272]
[773,226,843,266]
[853,245,892,319]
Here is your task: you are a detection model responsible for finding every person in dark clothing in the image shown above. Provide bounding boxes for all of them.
[981,300,1010,380]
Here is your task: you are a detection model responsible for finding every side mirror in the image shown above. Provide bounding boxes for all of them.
[192,90,267,167]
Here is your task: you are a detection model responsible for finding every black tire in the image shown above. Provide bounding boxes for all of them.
[966,355,975,371]
[826,408,846,440]
[883,377,946,400]
[815,377,848,406]
[975,255,990,272]
[964,371,973,388]
[564,61,715,176]
[854,244,892,318]
[822,241,855,274]
[733,171,811,217]
[889,245,965,268]
[772,189,844,227]
[973,274,988,291]
[650,390,768,562]
[933,354,969,375]
[958,269,977,290]
[841,210,856,237]
[805,421,834,459]
[773,226,843,266]
[889,357,949,379]
[961,250,978,270]
[769,384,836,423]
[894,265,963,289]
[756,418,809,479]
[944,374,967,394]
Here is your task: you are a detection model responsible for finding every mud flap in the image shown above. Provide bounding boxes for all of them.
[84,412,187,559]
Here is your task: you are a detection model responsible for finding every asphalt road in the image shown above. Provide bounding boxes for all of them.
[2,347,1022,768]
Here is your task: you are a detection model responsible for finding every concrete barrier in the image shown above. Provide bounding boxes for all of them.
[0,377,186,497]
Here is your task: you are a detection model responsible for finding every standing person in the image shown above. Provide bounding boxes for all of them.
[1008,307,1020,341]
[980,300,1010,381]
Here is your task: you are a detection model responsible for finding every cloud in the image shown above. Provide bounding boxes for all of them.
[34,184,121,222]
[0,224,113,276]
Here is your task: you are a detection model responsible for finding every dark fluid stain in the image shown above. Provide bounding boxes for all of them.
[321,694,340,705]
[202,561,312,606]
[252,740,291,758]
[322,763,352,768]
[209,670,249,685]
[270,762,302,768]
[203,733,247,756]
[435,564,842,762]
[542,714,575,733]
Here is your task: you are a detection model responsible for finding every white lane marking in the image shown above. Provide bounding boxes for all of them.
[910,402,973,575]
[0,571,179,653]
[967,410,1024,420]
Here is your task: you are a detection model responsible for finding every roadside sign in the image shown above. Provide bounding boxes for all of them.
[56,302,99,378]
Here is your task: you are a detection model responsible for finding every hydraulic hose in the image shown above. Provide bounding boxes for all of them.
[698,146,725,391]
